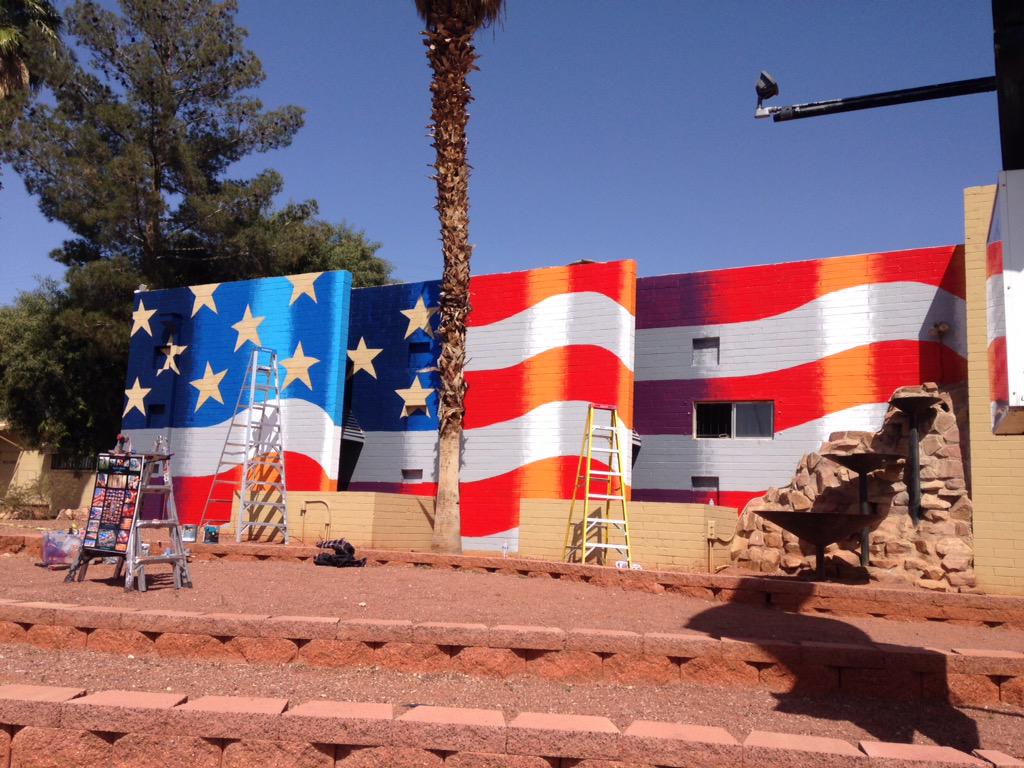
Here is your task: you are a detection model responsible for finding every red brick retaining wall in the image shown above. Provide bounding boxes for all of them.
[6,530,1024,628]
[0,683,1014,767]
[1,600,1022,710]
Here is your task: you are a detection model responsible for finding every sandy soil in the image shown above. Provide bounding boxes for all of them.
[0,643,1020,757]
[1,556,1023,652]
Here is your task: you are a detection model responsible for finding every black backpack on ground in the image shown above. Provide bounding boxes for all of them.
[313,537,366,568]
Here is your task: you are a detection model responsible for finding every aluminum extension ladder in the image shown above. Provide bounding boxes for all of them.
[124,452,193,591]
[200,347,290,543]
[562,403,633,566]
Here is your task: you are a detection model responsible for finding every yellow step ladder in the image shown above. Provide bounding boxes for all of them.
[562,403,633,566]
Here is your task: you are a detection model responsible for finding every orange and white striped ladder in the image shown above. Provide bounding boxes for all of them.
[562,403,632,566]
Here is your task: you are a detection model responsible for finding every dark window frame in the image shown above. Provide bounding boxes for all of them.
[693,401,774,440]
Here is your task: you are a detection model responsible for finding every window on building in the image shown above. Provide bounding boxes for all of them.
[50,454,97,472]
[694,402,774,439]
[691,337,720,367]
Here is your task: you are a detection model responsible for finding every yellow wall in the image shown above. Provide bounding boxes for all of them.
[518,499,737,572]
[0,437,95,514]
[223,491,435,549]
[964,184,1024,594]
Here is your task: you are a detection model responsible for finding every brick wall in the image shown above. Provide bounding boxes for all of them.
[223,491,435,549]
[964,184,1024,595]
[518,499,737,571]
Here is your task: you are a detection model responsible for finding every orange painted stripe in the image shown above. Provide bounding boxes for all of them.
[464,345,634,430]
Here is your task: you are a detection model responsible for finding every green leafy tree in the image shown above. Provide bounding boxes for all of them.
[414,0,503,553]
[0,0,391,455]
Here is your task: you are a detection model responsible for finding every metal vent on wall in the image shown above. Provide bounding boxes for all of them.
[341,413,365,444]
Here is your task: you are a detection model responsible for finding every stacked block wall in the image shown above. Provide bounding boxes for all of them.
[518,499,737,571]
[965,184,1024,594]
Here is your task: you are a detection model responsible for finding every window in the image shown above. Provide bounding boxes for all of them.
[401,468,423,481]
[694,401,774,439]
[50,454,96,472]
[692,337,720,367]
[691,475,719,491]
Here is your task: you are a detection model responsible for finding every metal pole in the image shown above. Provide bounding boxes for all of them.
[768,76,996,122]
[858,472,870,568]
[908,411,921,525]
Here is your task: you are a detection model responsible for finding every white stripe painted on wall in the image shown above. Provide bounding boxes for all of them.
[635,282,966,381]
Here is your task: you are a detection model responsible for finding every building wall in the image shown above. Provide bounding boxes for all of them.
[632,247,968,512]
[518,498,737,571]
[224,491,435,549]
[344,261,637,552]
[0,437,95,514]
[120,271,352,524]
[965,184,1024,594]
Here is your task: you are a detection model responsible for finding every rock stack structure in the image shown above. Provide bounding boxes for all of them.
[730,383,976,592]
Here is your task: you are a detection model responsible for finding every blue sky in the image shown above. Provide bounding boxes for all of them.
[0,1,1000,304]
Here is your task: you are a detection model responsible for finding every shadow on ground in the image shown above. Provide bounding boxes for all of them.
[684,581,990,752]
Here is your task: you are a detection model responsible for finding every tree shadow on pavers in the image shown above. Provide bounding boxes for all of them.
[684,599,983,752]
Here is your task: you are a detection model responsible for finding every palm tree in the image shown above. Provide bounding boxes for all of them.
[415,0,503,554]
[0,0,61,99]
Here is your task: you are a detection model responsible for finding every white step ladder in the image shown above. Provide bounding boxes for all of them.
[200,347,290,543]
[124,451,193,592]
[562,403,633,566]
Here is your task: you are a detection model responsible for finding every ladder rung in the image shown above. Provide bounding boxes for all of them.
[134,520,179,529]
[591,425,616,432]
[132,555,187,565]
[588,447,616,453]
[586,518,627,524]
[588,470,622,477]
[587,493,624,500]
[140,486,171,494]
[242,502,286,509]
[583,543,629,550]
[239,522,288,529]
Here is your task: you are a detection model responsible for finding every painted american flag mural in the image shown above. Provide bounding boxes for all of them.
[632,246,968,513]
[120,271,352,524]
[343,260,637,550]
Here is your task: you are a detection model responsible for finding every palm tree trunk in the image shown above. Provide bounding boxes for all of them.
[424,16,475,553]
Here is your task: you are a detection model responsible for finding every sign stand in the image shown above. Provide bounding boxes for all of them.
[65,451,192,592]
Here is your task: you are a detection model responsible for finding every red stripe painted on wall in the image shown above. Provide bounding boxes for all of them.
[464,345,634,430]
[469,260,636,327]
[634,341,966,436]
[638,246,964,329]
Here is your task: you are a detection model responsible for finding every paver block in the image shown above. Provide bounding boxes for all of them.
[452,646,526,678]
[860,740,985,766]
[261,615,341,640]
[621,720,739,767]
[642,632,717,659]
[166,695,288,739]
[413,622,490,647]
[223,739,334,768]
[110,732,222,768]
[507,712,619,759]
[63,689,187,732]
[340,618,413,643]
[744,730,865,767]
[282,700,394,745]
[566,629,642,654]
[395,706,506,752]
[337,745,443,767]
[0,684,86,727]
[10,726,108,768]
[488,625,566,651]
[974,749,1024,767]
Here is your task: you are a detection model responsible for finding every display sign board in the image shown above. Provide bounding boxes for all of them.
[83,453,145,554]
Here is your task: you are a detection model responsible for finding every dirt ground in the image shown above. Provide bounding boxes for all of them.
[0,643,1020,756]
[2,555,1023,652]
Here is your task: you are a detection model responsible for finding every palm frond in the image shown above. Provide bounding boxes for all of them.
[414,0,503,29]
[0,28,22,56]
